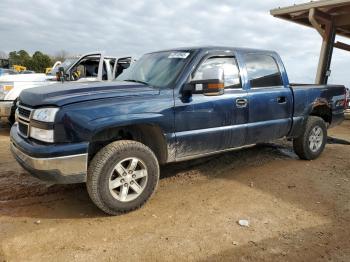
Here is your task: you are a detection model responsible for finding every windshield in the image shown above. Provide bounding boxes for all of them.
[60,58,79,70]
[116,51,193,88]
[51,57,78,75]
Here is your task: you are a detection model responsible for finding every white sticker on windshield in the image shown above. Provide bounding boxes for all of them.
[168,52,190,59]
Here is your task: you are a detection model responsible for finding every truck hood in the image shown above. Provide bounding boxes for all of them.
[19,81,160,107]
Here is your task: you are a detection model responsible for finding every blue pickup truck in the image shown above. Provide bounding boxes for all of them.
[10,47,346,215]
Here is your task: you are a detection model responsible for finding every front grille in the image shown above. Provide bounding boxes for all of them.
[18,122,29,136]
[17,104,33,137]
[18,106,31,119]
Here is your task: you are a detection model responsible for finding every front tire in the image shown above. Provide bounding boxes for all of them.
[293,116,327,160]
[87,140,160,215]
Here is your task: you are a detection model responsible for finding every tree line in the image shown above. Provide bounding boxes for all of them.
[0,50,68,73]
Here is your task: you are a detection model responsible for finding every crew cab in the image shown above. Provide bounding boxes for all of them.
[10,47,346,215]
[0,52,131,124]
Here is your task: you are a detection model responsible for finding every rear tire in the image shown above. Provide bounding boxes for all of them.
[293,116,327,160]
[87,140,159,215]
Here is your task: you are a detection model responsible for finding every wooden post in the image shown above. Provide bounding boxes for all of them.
[315,22,336,85]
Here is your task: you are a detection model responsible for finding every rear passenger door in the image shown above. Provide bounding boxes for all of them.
[243,53,293,144]
[113,57,132,79]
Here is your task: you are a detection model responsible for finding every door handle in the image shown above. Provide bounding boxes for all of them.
[277,96,286,104]
[236,98,248,108]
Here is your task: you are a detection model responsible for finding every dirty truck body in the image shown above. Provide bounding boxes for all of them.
[10,47,346,215]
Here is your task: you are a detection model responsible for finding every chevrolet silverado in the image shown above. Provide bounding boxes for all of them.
[10,47,346,215]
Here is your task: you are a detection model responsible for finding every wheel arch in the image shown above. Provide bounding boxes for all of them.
[88,123,168,164]
[310,103,332,125]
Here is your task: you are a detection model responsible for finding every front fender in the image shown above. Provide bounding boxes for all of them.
[88,113,166,138]
[86,113,173,163]
[54,110,173,143]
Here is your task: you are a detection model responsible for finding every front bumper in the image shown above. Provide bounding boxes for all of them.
[345,109,350,120]
[10,124,88,184]
[0,100,13,117]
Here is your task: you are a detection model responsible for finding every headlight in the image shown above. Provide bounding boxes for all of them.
[0,82,14,100]
[32,108,59,122]
[30,126,54,143]
[30,107,59,142]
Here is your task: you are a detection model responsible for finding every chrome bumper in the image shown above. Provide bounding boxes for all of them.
[0,101,13,117]
[345,109,350,119]
[11,142,88,184]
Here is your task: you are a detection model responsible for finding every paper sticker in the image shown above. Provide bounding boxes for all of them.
[168,52,190,59]
[195,84,203,91]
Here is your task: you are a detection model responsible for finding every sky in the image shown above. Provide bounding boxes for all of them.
[0,0,348,86]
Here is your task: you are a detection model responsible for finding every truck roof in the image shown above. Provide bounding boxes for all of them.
[149,46,277,55]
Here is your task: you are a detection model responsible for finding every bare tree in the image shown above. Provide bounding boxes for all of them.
[52,50,70,62]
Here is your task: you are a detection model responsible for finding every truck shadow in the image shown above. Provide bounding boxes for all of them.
[327,136,350,145]
[161,141,298,180]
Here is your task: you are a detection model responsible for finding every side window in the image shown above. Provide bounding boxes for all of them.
[71,55,101,79]
[193,57,241,89]
[245,54,283,88]
[76,64,86,78]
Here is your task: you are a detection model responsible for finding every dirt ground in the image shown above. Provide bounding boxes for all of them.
[0,121,349,262]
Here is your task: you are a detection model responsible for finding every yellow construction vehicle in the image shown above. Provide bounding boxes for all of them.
[12,65,26,72]
[45,67,52,74]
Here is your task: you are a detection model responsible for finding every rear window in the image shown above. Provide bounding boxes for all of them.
[245,54,283,88]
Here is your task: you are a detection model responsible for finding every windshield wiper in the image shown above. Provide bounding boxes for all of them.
[124,79,149,86]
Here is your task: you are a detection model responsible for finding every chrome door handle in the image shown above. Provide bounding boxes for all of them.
[236,98,248,108]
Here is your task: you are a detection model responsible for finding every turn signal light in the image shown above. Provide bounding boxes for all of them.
[3,85,13,91]
[207,83,225,89]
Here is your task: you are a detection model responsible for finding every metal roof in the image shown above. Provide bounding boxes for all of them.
[271,0,350,38]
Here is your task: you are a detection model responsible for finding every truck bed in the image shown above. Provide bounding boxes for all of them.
[290,83,345,130]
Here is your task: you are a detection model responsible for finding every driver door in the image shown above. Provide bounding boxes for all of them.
[69,53,105,82]
[174,54,248,160]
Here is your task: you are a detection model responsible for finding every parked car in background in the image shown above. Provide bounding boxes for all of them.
[10,46,346,215]
[19,70,36,74]
[0,69,17,76]
[0,52,131,124]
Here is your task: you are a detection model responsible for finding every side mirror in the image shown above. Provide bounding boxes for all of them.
[185,67,225,96]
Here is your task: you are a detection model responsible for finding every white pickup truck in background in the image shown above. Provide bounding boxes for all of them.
[0,52,131,124]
